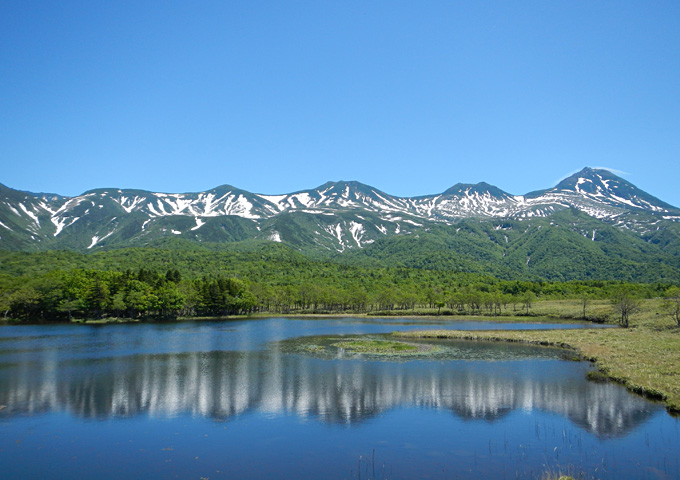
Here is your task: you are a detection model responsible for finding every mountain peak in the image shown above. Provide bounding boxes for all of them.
[554,167,620,192]
[542,167,678,212]
[443,182,510,198]
[317,180,372,190]
[312,180,391,199]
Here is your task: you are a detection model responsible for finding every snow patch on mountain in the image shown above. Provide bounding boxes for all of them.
[38,201,58,215]
[87,230,115,249]
[53,197,87,216]
[196,192,224,215]
[51,216,79,236]
[323,223,346,251]
[51,217,67,236]
[147,201,164,217]
[191,218,205,231]
[161,195,194,215]
[19,203,40,226]
[257,194,287,210]
[291,192,313,207]
[574,177,589,193]
[349,221,365,247]
[224,194,259,219]
[114,195,145,213]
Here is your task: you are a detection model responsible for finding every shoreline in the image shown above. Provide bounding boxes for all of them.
[0,311,598,326]
[394,327,680,414]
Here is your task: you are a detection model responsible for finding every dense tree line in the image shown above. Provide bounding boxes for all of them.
[0,264,675,322]
[0,268,261,321]
[1,243,678,322]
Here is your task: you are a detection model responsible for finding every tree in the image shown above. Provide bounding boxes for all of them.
[347,286,369,312]
[374,287,396,311]
[250,283,274,312]
[447,291,466,313]
[156,284,186,318]
[278,285,298,313]
[579,293,592,320]
[165,269,182,283]
[84,278,110,318]
[610,287,640,327]
[110,292,127,317]
[521,291,537,315]
[465,290,483,314]
[0,289,12,319]
[663,286,680,326]
[491,293,504,316]
[8,287,41,320]
[123,280,156,317]
[424,286,444,309]
[57,298,81,321]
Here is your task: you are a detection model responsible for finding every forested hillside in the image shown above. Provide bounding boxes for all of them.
[0,241,674,322]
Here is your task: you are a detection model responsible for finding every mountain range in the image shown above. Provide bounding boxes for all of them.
[2,167,680,282]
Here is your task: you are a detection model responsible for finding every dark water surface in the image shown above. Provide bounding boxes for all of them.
[0,318,677,479]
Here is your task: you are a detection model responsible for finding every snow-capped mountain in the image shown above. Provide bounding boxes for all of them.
[1,168,678,253]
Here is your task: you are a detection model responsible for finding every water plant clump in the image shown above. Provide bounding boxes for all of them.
[279,334,445,359]
[331,338,420,355]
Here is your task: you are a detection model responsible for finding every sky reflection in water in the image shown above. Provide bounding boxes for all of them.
[0,318,677,479]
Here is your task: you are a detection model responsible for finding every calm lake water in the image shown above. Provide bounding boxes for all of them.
[0,317,678,479]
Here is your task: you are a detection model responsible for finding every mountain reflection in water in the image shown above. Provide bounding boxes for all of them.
[0,339,657,437]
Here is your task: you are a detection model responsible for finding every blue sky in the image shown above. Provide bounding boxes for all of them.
[1,1,679,206]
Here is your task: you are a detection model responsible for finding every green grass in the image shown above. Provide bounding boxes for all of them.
[395,298,680,413]
[71,317,141,324]
[331,339,420,355]
[367,298,617,322]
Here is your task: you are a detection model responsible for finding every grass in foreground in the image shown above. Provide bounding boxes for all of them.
[394,299,680,413]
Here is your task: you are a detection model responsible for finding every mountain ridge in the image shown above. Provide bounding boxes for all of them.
[2,167,680,283]
[4,168,672,202]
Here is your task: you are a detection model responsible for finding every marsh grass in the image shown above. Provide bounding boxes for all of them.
[368,299,616,323]
[71,317,141,324]
[332,339,420,355]
[395,298,680,412]
[529,299,613,322]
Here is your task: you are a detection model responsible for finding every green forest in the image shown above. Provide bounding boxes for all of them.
[1,240,676,322]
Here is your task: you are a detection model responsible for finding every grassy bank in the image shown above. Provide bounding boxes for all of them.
[395,299,680,413]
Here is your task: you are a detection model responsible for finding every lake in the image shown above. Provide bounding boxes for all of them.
[0,317,678,479]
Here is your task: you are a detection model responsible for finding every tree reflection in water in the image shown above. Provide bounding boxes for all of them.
[0,338,658,438]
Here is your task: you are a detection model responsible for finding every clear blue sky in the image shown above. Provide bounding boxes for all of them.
[1,1,679,206]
